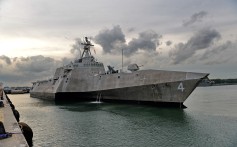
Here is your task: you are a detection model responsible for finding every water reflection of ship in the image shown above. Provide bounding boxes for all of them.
[30,37,208,107]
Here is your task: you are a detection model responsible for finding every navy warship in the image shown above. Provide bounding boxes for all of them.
[30,37,208,107]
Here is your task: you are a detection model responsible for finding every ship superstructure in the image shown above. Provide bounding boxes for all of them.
[30,37,208,107]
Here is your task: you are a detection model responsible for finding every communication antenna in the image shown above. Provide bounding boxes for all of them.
[122,48,124,72]
[79,38,82,58]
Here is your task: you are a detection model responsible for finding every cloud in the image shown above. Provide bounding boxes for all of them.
[0,55,11,65]
[200,41,237,65]
[169,28,221,64]
[166,40,172,46]
[70,38,83,58]
[94,25,126,54]
[200,41,232,61]
[70,38,82,53]
[127,27,135,32]
[125,30,161,56]
[183,11,208,27]
[0,55,70,86]
[94,25,161,57]
[15,55,59,73]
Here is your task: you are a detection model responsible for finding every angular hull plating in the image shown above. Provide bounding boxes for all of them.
[30,69,208,106]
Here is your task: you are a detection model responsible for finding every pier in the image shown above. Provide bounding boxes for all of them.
[0,85,29,147]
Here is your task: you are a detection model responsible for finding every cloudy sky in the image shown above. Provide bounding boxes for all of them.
[0,0,237,86]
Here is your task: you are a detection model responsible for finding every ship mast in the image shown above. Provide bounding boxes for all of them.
[80,37,94,58]
[122,48,124,72]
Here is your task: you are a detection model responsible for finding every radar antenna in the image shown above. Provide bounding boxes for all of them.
[81,37,94,58]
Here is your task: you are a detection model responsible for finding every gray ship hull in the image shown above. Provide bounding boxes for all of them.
[30,70,207,106]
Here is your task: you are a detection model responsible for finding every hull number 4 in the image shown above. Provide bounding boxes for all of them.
[178,82,185,92]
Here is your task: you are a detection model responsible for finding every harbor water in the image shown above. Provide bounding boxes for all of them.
[9,85,237,147]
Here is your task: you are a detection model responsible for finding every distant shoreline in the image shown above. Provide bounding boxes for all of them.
[211,83,237,86]
[199,78,237,87]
